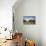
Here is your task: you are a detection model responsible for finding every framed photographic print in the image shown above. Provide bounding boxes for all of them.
[23,16,36,25]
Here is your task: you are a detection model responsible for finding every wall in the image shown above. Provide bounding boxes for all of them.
[13,0,41,46]
[41,0,46,46]
[0,0,46,46]
[0,0,16,39]
[0,0,16,30]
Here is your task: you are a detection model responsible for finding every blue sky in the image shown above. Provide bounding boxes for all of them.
[23,16,35,20]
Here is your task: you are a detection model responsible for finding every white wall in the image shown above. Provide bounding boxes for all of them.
[0,0,16,29]
[13,0,46,46]
[0,0,46,46]
[13,0,41,46]
[41,0,46,46]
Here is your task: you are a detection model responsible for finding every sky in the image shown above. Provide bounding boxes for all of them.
[23,16,35,20]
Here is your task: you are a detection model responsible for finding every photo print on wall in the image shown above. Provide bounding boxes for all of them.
[23,16,36,25]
